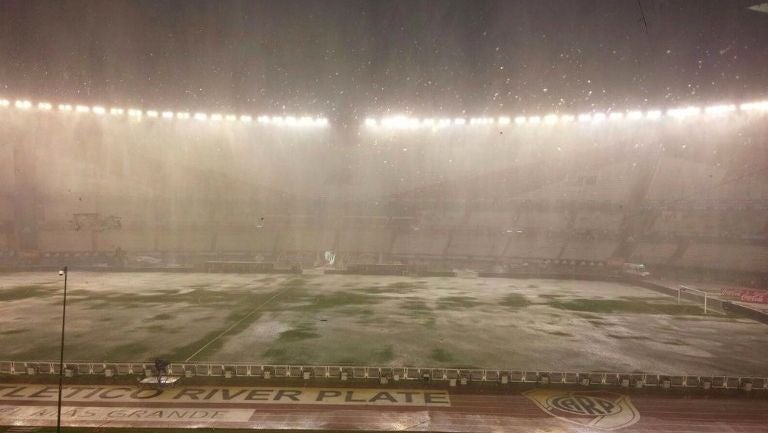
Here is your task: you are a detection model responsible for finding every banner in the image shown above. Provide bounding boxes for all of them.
[324,250,336,265]
[720,288,768,304]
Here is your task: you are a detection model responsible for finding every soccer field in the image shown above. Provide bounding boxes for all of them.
[0,272,765,375]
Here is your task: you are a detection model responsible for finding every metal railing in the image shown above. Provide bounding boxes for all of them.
[1,360,765,391]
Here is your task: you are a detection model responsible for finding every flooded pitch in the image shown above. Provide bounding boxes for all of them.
[0,272,765,375]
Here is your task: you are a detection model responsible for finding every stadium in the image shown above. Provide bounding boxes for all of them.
[1,1,768,432]
[2,94,767,368]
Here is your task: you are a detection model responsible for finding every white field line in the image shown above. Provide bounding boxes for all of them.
[184,288,291,362]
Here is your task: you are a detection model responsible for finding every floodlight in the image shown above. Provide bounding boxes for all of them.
[740,101,768,111]
[705,104,736,115]
[646,110,662,120]
[667,106,701,119]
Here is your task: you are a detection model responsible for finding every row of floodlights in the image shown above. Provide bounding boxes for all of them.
[364,100,768,129]
[4,97,768,130]
[0,98,328,127]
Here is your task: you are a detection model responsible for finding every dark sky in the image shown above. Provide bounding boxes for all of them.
[1,0,766,121]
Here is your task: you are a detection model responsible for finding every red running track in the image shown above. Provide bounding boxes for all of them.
[1,387,766,432]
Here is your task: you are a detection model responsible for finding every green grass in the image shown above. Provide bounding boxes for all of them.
[141,324,176,333]
[102,342,151,360]
[576,313,603,320]
[606,334,652,340]
[606,334,690,346]
[70,286,252,310]
[277,326,320,342]
[672,315,735,321]
[499,293,532,308]
[261,347,289,362]
[390,281,419,289]
[372,345,395,362]
[53,280,384,362]
[537,294,566,299]
[362,281,420,294]
[294,291,382,311]
[618,296,673,301]
[155,288,292,360]
[548,298,710,315]
[0,284,56,301]
[429,348,454,362]
[436,296,482,310]
[401,299,431,310]
[588,320,611,327]
[545,330,573,337]
[421,316,437,329]
[8,345,60,361]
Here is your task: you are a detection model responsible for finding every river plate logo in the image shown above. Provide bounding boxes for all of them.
[523,389,640,430]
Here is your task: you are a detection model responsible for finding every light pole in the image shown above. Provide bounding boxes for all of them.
[56,266,68,433]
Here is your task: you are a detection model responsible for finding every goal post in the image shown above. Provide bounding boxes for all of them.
[678,285,709,314]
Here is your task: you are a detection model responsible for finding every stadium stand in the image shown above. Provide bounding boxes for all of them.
[513,209,570,232]
[1,102,767,285]
[216,229,279,254]
[277,228,336,253]
[501,233,565,260]
[561,238,618,262]
[629,241,679,265]
[391,230,450,257]
[444,231,503,258]
[573,209,623,232]
[336,228,392,254]
[467,210,510,228]
[96,227,155,252]
[37,229,94,252]
[650,209,767,239]
[679,243,768,273]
